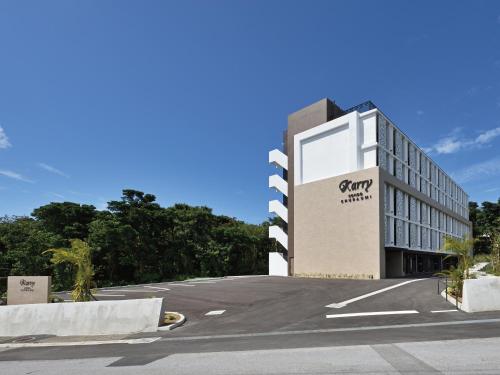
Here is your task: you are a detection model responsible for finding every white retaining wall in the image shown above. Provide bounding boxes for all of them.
[269,252,288,276]
[462,277,500,313]
[0,298,163,336]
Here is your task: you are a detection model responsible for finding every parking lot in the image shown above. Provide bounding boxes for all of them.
[55,275,492,336]
[3,275,500,372]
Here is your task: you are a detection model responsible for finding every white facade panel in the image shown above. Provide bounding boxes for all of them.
[300,125,350,184]
[294,110,381,186]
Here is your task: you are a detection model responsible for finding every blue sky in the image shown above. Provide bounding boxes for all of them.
[0,1,499,223]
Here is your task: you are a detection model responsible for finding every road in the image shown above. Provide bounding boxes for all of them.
[2,276,500,374]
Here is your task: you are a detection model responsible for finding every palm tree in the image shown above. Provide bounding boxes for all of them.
[437,234,474,298]
[44,239,95,302]
[443,234,474,279]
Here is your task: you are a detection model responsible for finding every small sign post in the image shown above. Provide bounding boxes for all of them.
[7,276,51,305]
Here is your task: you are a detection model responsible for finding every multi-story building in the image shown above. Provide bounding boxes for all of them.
[268,98,471,279]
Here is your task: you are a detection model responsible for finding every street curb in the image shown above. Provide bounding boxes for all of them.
[440,290,463,311]
[158,312,186,331]
[0,337,161,349]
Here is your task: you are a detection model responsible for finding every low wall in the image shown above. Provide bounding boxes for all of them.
[0,298,163,337]
[462,277,500,313]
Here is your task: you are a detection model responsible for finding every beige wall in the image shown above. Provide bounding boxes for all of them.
[286,98,344,275]
[293,167,384,279]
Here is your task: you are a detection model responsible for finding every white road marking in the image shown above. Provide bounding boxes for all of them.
[326,310,419,319]
[205,310,226,316]
[431,309,459,313]
[0,337,161,349]
[159,318,500,341]
[325,279,425,308]
[93,294,126,297]
[143,286,170,291]
[100,289,150,293]
[169,284,196,287]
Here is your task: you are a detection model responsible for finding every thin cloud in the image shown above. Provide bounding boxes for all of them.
[452,157,500,183]
[466,86,480,96]
[425,127,500,154]
[37,162,69,178]
[416,110,424,116]
[49,192,65,200]
[475,128,500,144]
[0,126,11,149]
[433,137,463,154]
[484,187,500,193]
[0,169,34,183]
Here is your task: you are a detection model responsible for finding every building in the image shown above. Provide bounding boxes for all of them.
[268,98,471,279]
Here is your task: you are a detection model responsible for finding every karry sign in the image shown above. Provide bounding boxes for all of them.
[7,276,51,305]
[338,178,373,204]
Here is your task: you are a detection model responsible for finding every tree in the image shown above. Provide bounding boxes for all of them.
[32,202,97,239]
[0,216,61,277]
[87,214,137,285]
[468,201,480,237]
[443,234,473,278]
[2,188,275,290]
[439,234,474,298]
[44,239,95,302]
[491,231,500,275]
[107,190,163,282]
[468,199,500,254]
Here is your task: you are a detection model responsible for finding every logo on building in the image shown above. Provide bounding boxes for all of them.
[339,178,373,204]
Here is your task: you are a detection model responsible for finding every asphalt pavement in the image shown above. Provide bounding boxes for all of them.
[2,275,500,373]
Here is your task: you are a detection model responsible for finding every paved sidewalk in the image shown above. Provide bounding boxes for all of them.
[2,336,500,374]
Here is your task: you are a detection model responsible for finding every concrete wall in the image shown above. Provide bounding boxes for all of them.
[0,298,163,336]
[462,277,500,313]
[294,167,383,279]
[269,252,288,276]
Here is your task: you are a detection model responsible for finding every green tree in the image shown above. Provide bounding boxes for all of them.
[32,202,97,239]
[0,216,61,277]
[45,239,95,302]
[490,231,500,275]
[2,189,275,290]
[439,234,474,298]
[469,199,500,254]
[107,190,164,282]
[87,214,137,285]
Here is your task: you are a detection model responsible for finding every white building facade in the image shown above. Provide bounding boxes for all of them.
[268,99,471,279]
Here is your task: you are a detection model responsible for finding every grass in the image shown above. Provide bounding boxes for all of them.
[164,312,182,325]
